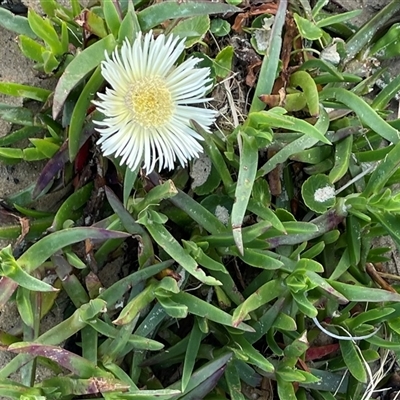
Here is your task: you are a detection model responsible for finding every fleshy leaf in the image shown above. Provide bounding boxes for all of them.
[302,174,336,214]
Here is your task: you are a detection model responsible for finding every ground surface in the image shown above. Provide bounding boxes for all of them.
[0,0,398,395]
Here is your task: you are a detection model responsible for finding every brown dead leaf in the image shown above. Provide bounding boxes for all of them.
[15,217,30,247]
[156,268,181,281]
[0,207,30,247]
[259,93,281,107]
[85,239,98,273]
[245,59,262,87]
[366,262,397,293]
[297,357,311,372]
[85,271,102,299]
[278,87,286,105]
[232,3,279,33]
[281,13,297,87]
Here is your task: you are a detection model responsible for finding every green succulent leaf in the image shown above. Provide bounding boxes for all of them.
[52,34,116,124]
[0,246,58,292]
[0,8,36,38]
[137,2,240,31]
[170,15,210,47]
[210,18,231,37]
[231,132,259,255]
[302,174,336,214]
[214,46,234,78]
[27,10,64,56]
[294,13,324,40]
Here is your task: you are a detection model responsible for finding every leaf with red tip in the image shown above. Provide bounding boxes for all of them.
[8,343,99,377]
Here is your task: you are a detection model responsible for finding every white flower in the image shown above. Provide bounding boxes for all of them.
[93,31,217,173]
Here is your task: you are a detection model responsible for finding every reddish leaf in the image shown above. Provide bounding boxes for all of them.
[33,122,95,199]
[305,344,339,361]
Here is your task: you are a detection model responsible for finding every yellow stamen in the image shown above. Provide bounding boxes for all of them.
[126,76,174,128]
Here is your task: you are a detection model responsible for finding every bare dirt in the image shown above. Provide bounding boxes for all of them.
[0,1,70,392]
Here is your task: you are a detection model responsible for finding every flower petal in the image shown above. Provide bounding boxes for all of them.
[93,31,216,174]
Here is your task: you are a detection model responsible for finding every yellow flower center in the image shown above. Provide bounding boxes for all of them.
[127,76,174,128]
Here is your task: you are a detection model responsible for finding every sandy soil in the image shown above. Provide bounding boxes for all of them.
[0,1,71,392]
[0,26,44,203]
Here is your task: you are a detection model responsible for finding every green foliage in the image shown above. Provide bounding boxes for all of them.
[302,175,336,213]
[294,13,324,40]
[2,0,400,399]
[210,18,231,37]
[170,15,210,47]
